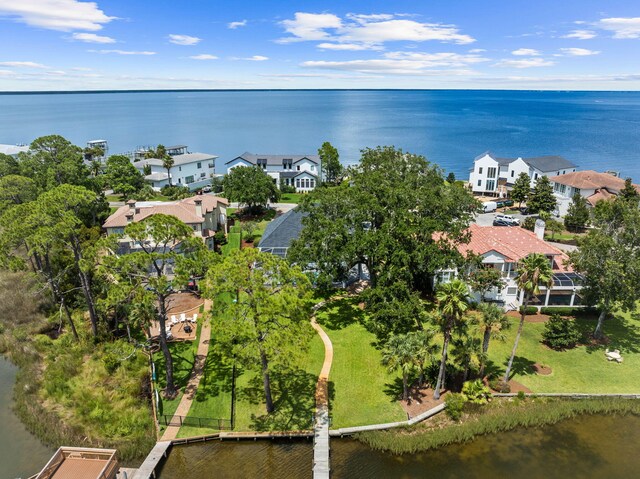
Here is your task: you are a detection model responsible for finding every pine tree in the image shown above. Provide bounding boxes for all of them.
[511,172,530,208]
[527,176,557,214]
[564,193,590,232]
[619,177,639,205]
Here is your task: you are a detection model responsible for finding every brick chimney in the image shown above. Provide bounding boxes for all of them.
[127,199,136,210]
[125,212,134,224]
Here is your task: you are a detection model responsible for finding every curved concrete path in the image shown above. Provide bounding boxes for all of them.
[161,299,212,441]
[310,313,334,479]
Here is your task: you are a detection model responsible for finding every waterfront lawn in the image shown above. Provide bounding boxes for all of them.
[486,310,640,393]
[154,322,202,421]
[279,193,303,204]
[315,297,406,428]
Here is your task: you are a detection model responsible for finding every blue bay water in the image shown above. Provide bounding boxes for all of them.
[0,90,639,180]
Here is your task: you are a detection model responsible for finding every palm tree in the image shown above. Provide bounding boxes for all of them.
[413,329,438,387]
[146,144,174,186]
[477,303,510,377]
[502,253,553,385]
[434,279,471,400]
[382,333,418,401]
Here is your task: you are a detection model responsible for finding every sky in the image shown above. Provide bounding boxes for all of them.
[0,0,639,91]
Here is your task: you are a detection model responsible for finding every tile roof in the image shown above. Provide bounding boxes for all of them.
[549,170,639,193]
[445,224,571,272]
[103,194,228,228]
[586,188,616,206]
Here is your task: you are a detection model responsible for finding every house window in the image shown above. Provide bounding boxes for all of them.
[310,179,315,188]
[437,270,455,284]
[296,179,300,188]
[311,165,315,171]
[574,187,581,196]
[200,172,206,178]
[507,287,517,295]
[197,162,202,169]
[511,170,514,178]
[257,159,267,169]
[283,159,292,170]
[177,178,182,184]
[534,173,538,179]
[185,175,194,184]
[179,166,182,171]
[296,165,300,171]
[478,167,483,174]
[487,167,497,179]
[477,180,482,187]
[563,170,566,175]
[486,179,496,191]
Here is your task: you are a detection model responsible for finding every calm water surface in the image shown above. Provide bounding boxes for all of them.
[1,90,639,179]
[158,414,640,478]
[0,357,53,479]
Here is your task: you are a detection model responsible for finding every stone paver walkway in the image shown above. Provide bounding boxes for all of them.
[160,299,212,441]
[310,316,333,479]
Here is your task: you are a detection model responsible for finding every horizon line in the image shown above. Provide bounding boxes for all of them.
[1,88,640,95]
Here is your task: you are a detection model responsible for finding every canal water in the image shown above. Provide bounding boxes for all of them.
[158,413,640,478]
[0,357,53,479]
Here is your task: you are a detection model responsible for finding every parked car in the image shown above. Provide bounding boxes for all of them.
[483,201,498,213]
[493,218,515,226]
[202,185,212,193]
[495,214,520,225]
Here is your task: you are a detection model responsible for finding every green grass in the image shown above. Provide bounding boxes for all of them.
[486,311,640,393]
[279,193,304,204]
[315,297,406,428]
[154,322,202,421]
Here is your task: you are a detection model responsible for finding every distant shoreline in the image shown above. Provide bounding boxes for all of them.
[1,88,639,95]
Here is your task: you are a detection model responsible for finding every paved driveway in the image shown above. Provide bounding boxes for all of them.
[475,212,529,227]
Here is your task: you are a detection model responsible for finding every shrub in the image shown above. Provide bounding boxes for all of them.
[135,184,157,201]
[213,230,227,247]
[517,390,526,400]
[522,217,537,231]
[488,377,511,393]
[519,306,538,315]
[161,184,192,200]
[462,379,491,405]
[542,314,582,350]
[445,393,467,421]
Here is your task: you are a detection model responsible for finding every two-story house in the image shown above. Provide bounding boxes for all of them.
[103,194,228,251]
[469,152,577,196]
[435,223,583,310]
[549,170,640,216]
[133,145,218,191]
[225,152,321,192]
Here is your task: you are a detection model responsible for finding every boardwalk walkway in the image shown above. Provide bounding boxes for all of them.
[160,299,212,441]
[310,316,333,479]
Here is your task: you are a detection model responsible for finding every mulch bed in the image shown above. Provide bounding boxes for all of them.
[533,363,552,375]
[506,311,550,323]
[485,377,533,394]
[241,240,255,249]
[399,386,446,419]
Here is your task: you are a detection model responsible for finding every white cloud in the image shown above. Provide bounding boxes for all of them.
[512,48,540,56]
[563,30,596,40]
[0,0,115,31]
[278,12,474,47]
[46,70,66,75]
[317,42,382,51]
[469,48,486,53]
[597,17,640,39]
[0,61,47,68]
[494,58,554,68]
[189,54,218,60]
[237,55,269,61]
[168,34,201,46]
[228,20,247,29]
[301,51,487,75]
[71,32,115,43]
[0,69,15,76]
[559,47,600,56]
[92,49,156,55]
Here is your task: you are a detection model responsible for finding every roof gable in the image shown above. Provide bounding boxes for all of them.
[258,209,307,250]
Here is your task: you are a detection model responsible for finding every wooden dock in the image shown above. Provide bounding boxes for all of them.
[131,441,171,479]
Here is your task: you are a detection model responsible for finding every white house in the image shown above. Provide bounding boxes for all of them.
[0,143,28,157]
[549,170,640,216]
[435,224,583,309]
[133,145,218,191]
[103,194,228,251]
[225,152,321,192]
[469,152,577,196]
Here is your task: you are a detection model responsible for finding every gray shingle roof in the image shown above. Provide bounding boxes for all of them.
[226,152,319,165]
[258,209,307,250]
[524,155,576,172]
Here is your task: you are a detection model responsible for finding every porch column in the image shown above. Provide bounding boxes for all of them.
[544,288,551,306]
[570,291,575,306]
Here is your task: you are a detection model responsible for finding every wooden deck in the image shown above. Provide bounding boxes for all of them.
[131,441,171,479]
